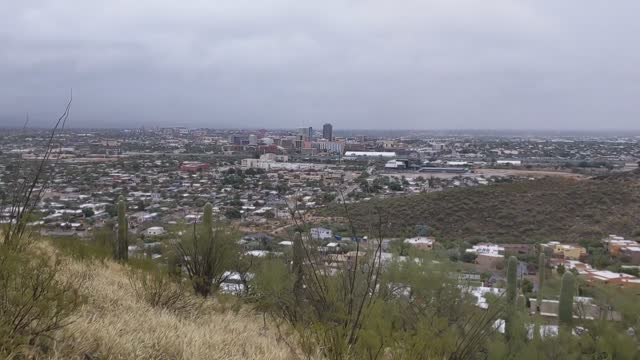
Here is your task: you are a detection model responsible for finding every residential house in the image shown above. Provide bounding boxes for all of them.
[466,243,505,256]
[466,286,504,309]
[144,226,165,236]
[403,237,436,250]
[242,233,274,246]
[180,162,209,173]
[550,258,592,274]
[619,246,640,265]
[530,297,621,321]
[310,227,333,240]
[602,235,640,257]
[541,242,586,260]
[583,270,640,288]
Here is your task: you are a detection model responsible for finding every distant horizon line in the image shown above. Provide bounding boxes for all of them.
[1,125,640,134]
[2,127,640,138]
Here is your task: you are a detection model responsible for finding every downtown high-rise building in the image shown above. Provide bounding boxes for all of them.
[322,123,333,141]
[298,127,313,141]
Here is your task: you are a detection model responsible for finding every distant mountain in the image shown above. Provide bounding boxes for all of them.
[322,170,640,243]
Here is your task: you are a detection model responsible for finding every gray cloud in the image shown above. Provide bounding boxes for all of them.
[2,0,640,129]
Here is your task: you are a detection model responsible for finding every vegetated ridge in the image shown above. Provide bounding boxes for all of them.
[23,243,292,360]
[324,169,640,243]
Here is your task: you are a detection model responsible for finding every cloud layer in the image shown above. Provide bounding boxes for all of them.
[2,0,640,129]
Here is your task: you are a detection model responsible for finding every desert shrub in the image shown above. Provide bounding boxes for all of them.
[174,203,240,297]
[0,97,83,357]
[249,258,297,324]
[51,236,156,271]
[50,236,111,262]
[127,268,199,314]
[0,247,84,357]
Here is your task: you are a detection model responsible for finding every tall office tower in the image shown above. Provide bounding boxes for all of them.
[298,127,313,141]
[228,135,242,145]
[323,123,333,141]
[248,134,258,145]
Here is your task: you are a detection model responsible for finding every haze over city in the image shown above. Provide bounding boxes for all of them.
[3,0,640,130]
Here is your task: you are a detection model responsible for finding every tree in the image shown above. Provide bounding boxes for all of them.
[114,196,128,262]
[415,224,430,237]
[558,272,575,326]
[175,203,238,297]
[461,251,478,263]
[557,264,566,276]
[82,207,95,218]
[225,208,242,219]
[105,204,117,217]
[263,210,275,219]
[521,278,533,295]
[388,181,403,191]
[321,192,336,204]
[275,183,289,194]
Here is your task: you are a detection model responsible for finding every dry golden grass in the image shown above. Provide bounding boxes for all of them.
[47,257,296,360]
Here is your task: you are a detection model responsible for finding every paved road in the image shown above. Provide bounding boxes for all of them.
[380,168,586,180]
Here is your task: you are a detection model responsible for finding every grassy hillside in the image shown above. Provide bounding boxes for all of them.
[26,244,293,360]
[323,169,640,243]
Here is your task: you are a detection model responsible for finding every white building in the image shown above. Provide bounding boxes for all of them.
[144,226,165,236]
[248,134,258,145]
[466,244,505,255]
[314,140,345,154]
[310,227,333,240]
[344,151,397,158]
[385,160,407,169]
[465,286,504,309]
[241,158,327,170]
[242,153,323,170]
[245,250,270,257]
[602,234,638,251]
[446,161,469,166]
[496,160,522,166]
[404,237,436,250]
[219,271,255,295]
[260,153,288,162]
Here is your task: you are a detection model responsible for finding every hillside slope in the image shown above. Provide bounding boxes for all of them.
[46,254,293,359]
[325,170,640,243]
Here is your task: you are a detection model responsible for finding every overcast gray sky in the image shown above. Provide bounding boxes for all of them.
[2,0,640,129]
